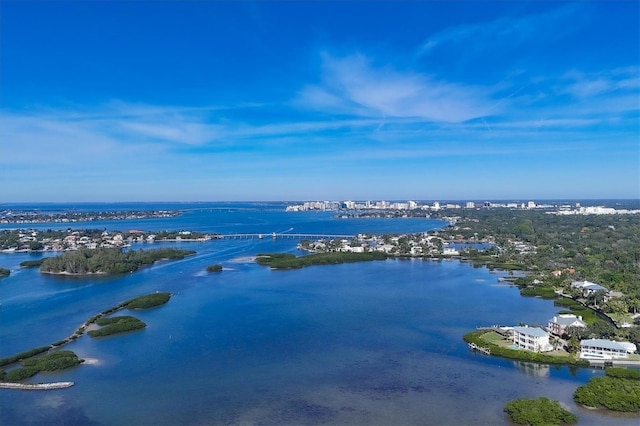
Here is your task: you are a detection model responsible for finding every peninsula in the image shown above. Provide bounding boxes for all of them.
[0,209,180,224]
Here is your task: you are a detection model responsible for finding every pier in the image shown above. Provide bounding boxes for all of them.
[0,381,74,390]
[218,233,354,240]
[468,342,491,355]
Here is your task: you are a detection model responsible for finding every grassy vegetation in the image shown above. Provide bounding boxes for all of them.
[19,259,45,268]
[206,264,223,272]
[504,397,578,425]
[553,298,600,324]
[463,330,588,366]
[573,368,640,412]
[519,286,557,298]
[123,292,171,309]
[0,350,81,382]
[88,316,146,337]
[256,251,388,269]
[0,267,10,278]
[484,261,527,271]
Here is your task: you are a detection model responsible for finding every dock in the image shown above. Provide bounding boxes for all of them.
[468,342,491,355]
[0,381,74,390]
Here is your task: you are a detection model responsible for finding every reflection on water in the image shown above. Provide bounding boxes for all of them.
[514,360,551,378]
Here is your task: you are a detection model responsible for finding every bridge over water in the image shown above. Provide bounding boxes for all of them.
[217,233,354,240]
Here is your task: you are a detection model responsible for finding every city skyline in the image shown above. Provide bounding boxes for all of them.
[1,1,638,202]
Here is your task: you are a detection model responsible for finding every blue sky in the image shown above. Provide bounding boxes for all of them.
[1,1,638,202]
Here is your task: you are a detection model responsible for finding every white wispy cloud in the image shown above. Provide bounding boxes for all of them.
[418,3,583,56]
[560,67,640,99]
[296,53,497,122]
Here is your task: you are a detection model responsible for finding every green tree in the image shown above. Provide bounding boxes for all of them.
[588,320,615,339]
[504,397,578,425]
[566,336,581,354]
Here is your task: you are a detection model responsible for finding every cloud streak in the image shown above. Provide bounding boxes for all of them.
[418,3,583,56]
[296,54,497,123]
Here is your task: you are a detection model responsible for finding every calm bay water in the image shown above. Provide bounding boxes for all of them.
[0,203,637,425]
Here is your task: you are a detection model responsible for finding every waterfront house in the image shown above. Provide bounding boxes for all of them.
[442,247,459,256]
[580,339,637,360]
[512,326,553,352]
[547,314,586,336]
[571,280,608,296]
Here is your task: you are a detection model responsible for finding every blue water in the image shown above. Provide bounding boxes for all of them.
[0,203,636,425]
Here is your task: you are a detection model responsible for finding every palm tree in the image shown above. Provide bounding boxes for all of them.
[588,289,607,309]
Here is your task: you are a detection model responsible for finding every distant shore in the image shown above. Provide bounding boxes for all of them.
[0,210,180,224]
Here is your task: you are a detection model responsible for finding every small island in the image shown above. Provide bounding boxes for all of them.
[39,247,196,275]
[0,267,10,278]
[504,397,577,425]
[206,264,223,272]
[256,251,388,269]
[88,316,146,337]
[124,292,172,309]
[0,350,81,382]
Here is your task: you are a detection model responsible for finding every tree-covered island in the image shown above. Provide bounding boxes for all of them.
[0,267,10,278]
[88,316,146,337]
[0,350,82,382]
[504,397,578,425]
[39,247,195,275]
[206,264,223,272]
[573,367,640,412]
[256,251,388,269]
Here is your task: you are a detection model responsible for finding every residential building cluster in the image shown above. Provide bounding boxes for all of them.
[285,200,632,212]
[286,200,423,211]
[0,229,213,252]
[499,313,637,360]
[552,205,640,215]
[0,210,180,224]
[297,232,453,257]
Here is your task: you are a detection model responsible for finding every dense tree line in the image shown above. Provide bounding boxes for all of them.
[432,209,640,313]
[40,247,195,274]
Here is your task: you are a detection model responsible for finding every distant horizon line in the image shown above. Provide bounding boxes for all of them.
[1,198,639,204]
